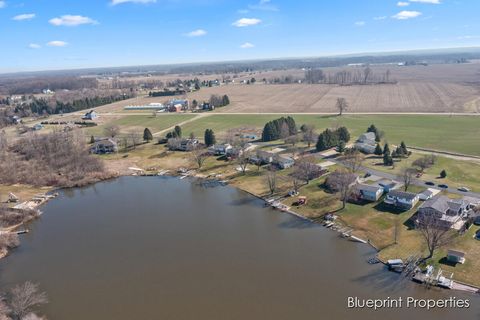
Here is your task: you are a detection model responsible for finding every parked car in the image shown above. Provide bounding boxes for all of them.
[439,184,449,189]
[458,187,471,192]
[425,181,435,186]
[364,172,372,178]
[474,216,480,226]
[475,230,480,240]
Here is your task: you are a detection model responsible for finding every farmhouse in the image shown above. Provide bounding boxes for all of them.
[91,138,118,154]
[356,184,384,202]
[168,99,189,111]
[82,110,98,120]
[177,139,199,151]
[354,132,376,154]
[384,190,420,210]
[210,144,233,156]
[275,155,295,169]
[250,150,276,164]
[417,196,476,229]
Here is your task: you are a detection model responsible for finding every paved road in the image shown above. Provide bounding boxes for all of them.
[325,156,480,199]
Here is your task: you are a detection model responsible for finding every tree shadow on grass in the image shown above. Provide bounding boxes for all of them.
[373,202,408,215]
[438,257,458,267]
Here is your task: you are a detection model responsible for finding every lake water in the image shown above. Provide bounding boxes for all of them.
[0,177,479,320]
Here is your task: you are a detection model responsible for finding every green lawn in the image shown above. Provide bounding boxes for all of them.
[179,114,480,156]
[87,114,198,136]
[362,153,480,193]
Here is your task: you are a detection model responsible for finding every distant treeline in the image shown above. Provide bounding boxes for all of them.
[148,90,186,97]
[305,67,396,85]
[26,94,130,115]
[0,76,98,95]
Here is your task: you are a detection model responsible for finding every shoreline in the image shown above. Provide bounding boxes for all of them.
[1,173,480,295]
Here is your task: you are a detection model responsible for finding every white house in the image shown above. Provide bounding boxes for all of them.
[384,190,420,210]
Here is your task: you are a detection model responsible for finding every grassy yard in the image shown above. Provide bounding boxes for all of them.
[363,153,480,192]
[86,114,198,136]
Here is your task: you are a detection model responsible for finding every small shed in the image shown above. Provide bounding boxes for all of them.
[447,249,466,264]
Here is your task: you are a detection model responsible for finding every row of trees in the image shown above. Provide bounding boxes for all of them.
[305,67,396,85]
[261,117,297,142]
[316,127,350,151]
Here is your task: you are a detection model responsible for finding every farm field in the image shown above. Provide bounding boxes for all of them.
[188,82,480,113]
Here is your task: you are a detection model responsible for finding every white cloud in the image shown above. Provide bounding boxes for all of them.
[374,16,387,20]
[28,43,41,49]
[184,29,207,37]
[111,0,156,5]
[47,41,68,47]
[49,15,98,26]
[0,1,5,8]
[13,13,36,21]
[410,0,441,4]
[232,18,262,27]
[355,21,366,27]
[240,42,255,49]
[397,1,410,6]
[392,10,422,20]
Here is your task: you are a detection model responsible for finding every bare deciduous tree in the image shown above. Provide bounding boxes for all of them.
[236,150,251,175]
[265,167,277,195]
[325,170,357,209]
[104,125,120,138]
[302,125,316,148]
[292,156,322,185]
[416,215,456,260]
[128,132,142,150]
[336,98,348,116]
[399,167,417,192]
[8,282,48,320]
[190,146,209,169]
[412,154,436,173]
[342,149,364,173]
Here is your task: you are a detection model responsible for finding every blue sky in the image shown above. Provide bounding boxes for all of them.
[0,0,479,72]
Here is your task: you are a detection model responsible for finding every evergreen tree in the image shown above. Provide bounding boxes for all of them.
[204,129,216,147]
[174,125,182,138]
[337,141,346,153]
[316,132,329,151]
[337,126,350,143]
[440,170,447,178]
[400,141,408,155]
[90,135,95,144]
[383,143,390,155]
[374,144,383,156]
[383,153,393,166]
[143,128,153,142]
[222,95,230,106]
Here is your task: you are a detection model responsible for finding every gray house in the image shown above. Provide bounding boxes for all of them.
[91,138,118,154]
[357,184,384,202]
[354,132,376,154]
[417,196,472,229]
